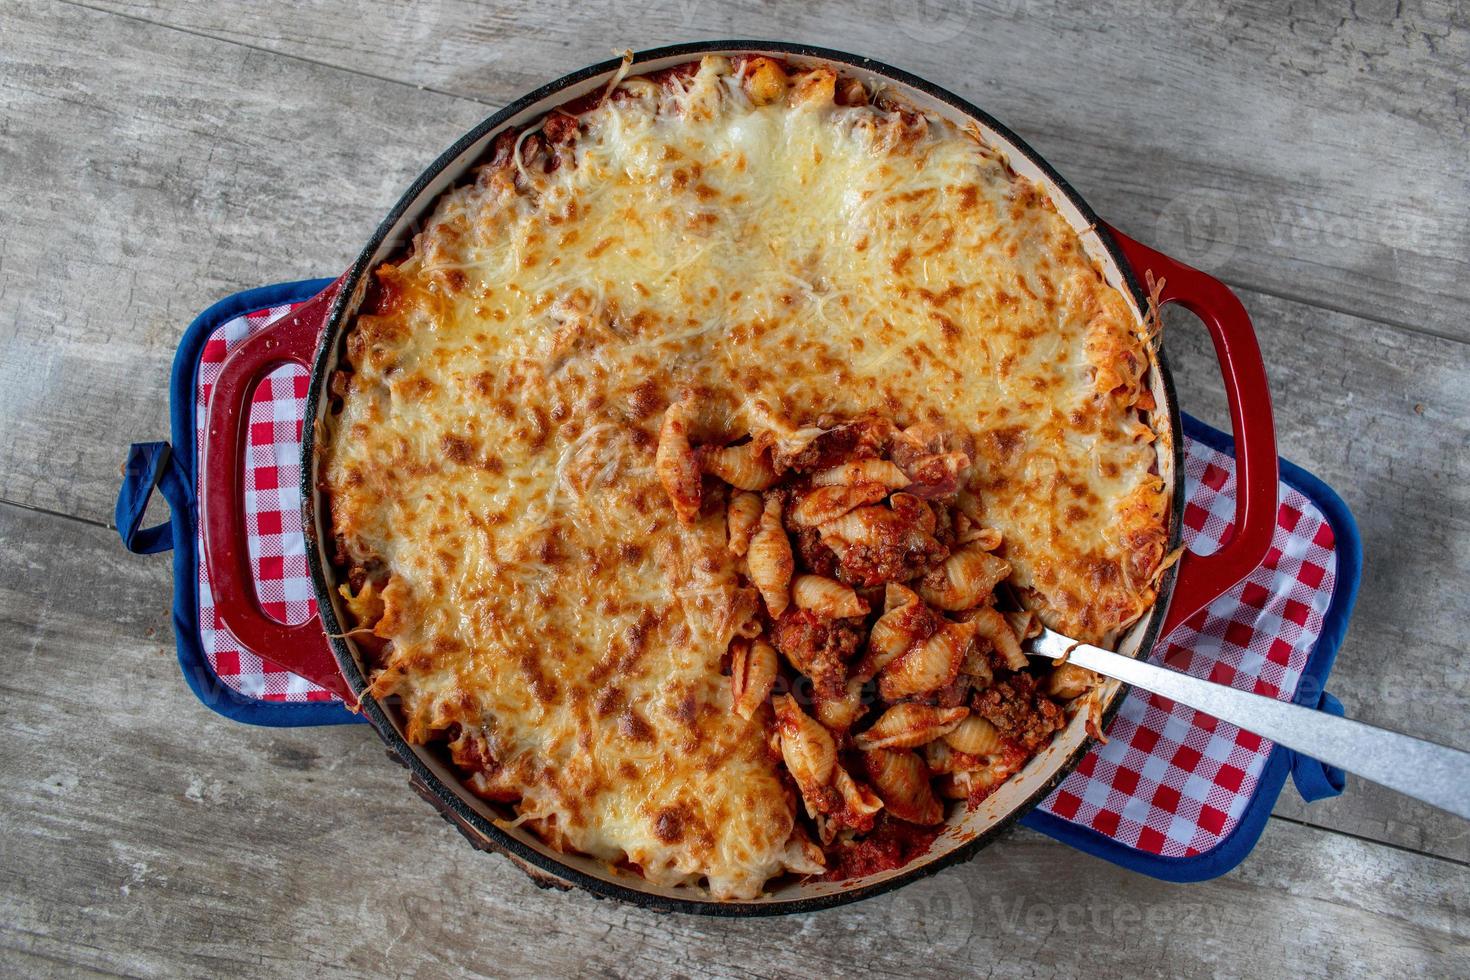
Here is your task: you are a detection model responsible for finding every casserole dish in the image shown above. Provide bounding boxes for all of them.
[200,41,1278,914]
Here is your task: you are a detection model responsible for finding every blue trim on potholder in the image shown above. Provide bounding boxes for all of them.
[118,282,1361,877]
[118,278,357,727]
[1020,415,1362,881]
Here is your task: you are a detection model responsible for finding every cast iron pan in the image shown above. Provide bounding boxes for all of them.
[200,42,1278,915]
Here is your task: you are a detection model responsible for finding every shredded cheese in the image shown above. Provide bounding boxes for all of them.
[325,56,1166,899]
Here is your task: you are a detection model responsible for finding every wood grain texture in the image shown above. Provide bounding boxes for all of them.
[2,0,1469,974]
[3,0,1469,860]
[1,506,1467,978]
[78,0,1470,340]
[20,0,1470,858]
[0,0,486,523]
[1161,297,1470,864]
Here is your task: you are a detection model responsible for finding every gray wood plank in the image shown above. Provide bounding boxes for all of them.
[79,0,1470,340]
[1,505,1466,978]
[0,0,488,523]
[5,2,1469,976]
[1,0,1468,864]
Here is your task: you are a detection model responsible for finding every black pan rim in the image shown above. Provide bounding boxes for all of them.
[299,39,1187,916]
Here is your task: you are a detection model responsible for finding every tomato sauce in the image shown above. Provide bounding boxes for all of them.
[823,816,941,881]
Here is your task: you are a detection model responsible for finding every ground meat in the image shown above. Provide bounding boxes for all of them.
[771,609,863,696]
[541,111,579,143]
[792,525,840,578]
[890,422,975,466]
[778,415,892,473]
[897,451,969,499]
[833,536,948,587]
[822,814,940,881]
[972,673,1064,752]
[917,679,970,708]
[929,501,957,551]
[825,495,949,587]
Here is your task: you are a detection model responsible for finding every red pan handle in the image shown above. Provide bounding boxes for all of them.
[201,278,356,704]
[1105,226,1279,639]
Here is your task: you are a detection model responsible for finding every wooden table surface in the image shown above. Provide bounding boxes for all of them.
[2,1,1467,976]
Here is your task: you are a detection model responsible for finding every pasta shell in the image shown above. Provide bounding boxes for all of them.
[956,521,1003,550]
[811,679,868,734]
[861,749,944,826]
[655,396,702,524]
[917,543,1011,611]
[1046,662,1095,701]
[743,56,790,107]
[748,496,794,617]
[884,581,920,614]
[855,704,968,751]
[819,495,946,590]
[790,66,838,108]
[857,583,931,682]
[779,822,826,875]
[730,638,778,721]
[773,694,836,800]
[833,766,884,828]
[726,491,762,556]
[1004,609,1038,640]
[898,450,970,499]
[942,715,1005,757]
[966,605,1027,670]
[922,738,982,775]
[792,574,869,619]
[703,442,778,491]
[936,758,1020,802]
[814,504,883,547]
[790,482,890,527]
[811,458,909,489]
[877,619,977,700]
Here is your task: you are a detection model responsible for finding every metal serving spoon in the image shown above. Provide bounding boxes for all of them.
[1030,628,1470,820]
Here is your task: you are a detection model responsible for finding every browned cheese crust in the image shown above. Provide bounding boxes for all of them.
[323,55,1167,898]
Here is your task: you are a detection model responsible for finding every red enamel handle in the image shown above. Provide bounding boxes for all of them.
[201,279,356,703]
[1106,226,1279,639]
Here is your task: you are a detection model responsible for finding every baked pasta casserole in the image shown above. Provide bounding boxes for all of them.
[323,55,1168,899]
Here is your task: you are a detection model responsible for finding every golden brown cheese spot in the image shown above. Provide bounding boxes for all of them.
[325,55,1164,900]
[440,433,477,465]
[594,686,624,717]
[654,804,690,843]
[618,708,654,742]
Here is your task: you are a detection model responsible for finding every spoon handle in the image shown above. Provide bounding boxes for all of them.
[1032,629,1470,820]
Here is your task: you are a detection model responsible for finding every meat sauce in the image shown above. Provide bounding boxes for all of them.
[823,816,941,881]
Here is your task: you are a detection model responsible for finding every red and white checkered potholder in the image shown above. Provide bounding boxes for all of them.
[195,301,331,702]
[195,299,1337,855]
[1037,451,1335,855]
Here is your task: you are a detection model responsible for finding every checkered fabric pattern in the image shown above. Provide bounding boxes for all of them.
[1036,443,1337,854]
[193,299,1338,851]
[195,300,333,702]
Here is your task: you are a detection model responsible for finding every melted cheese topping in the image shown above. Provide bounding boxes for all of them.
[325,57,1166,899]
